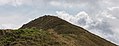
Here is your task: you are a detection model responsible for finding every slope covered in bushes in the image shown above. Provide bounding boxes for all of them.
[0,28,77,46]
[0,15,117,46]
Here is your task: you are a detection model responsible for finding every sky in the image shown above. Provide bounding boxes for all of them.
[0,0,119,45]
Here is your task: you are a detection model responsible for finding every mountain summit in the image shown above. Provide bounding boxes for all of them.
[20,15,116,46]
[0,15,116,46]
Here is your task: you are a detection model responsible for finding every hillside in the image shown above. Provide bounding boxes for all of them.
[0,15,117,46]
[0,28,78,46]
[20,15,117,46]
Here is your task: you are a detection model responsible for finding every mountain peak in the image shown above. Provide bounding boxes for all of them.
[21,15,80,30]
[20,15,116,46]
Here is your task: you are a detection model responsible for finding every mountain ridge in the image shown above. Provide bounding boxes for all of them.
[0,15,117,46]
[20,15,117,46]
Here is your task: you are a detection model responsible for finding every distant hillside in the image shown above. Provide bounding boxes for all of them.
[0,15,117,46]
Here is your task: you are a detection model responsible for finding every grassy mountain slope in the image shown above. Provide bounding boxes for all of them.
[0,28,77,46]
[20,15,117,46]
[0,15,117,46]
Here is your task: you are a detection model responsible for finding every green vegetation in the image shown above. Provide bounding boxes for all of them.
[0,15,117,46]
[0,28,76,46]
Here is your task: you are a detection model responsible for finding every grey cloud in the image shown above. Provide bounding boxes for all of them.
[55,11,119,45]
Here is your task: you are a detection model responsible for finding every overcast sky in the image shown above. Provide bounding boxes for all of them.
[0,0,119,45]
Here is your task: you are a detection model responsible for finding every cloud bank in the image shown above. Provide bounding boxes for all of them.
[54,10,119,45]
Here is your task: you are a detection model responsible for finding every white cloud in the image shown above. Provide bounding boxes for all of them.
[54,11,119,45]
[0,13,31,29]
[50,1,61,7]
[97,10,117,19]
[108,7,119,10]
[0,0,33,6]
[0,0,11,5]
[0,24,20,29]
[49,0,88,8]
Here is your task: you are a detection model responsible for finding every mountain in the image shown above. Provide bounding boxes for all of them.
[20,15,117,46]
[0,15,117,46]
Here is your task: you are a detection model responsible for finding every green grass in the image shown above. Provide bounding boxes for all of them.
[0,28,76,46]
[0,15,116,46]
